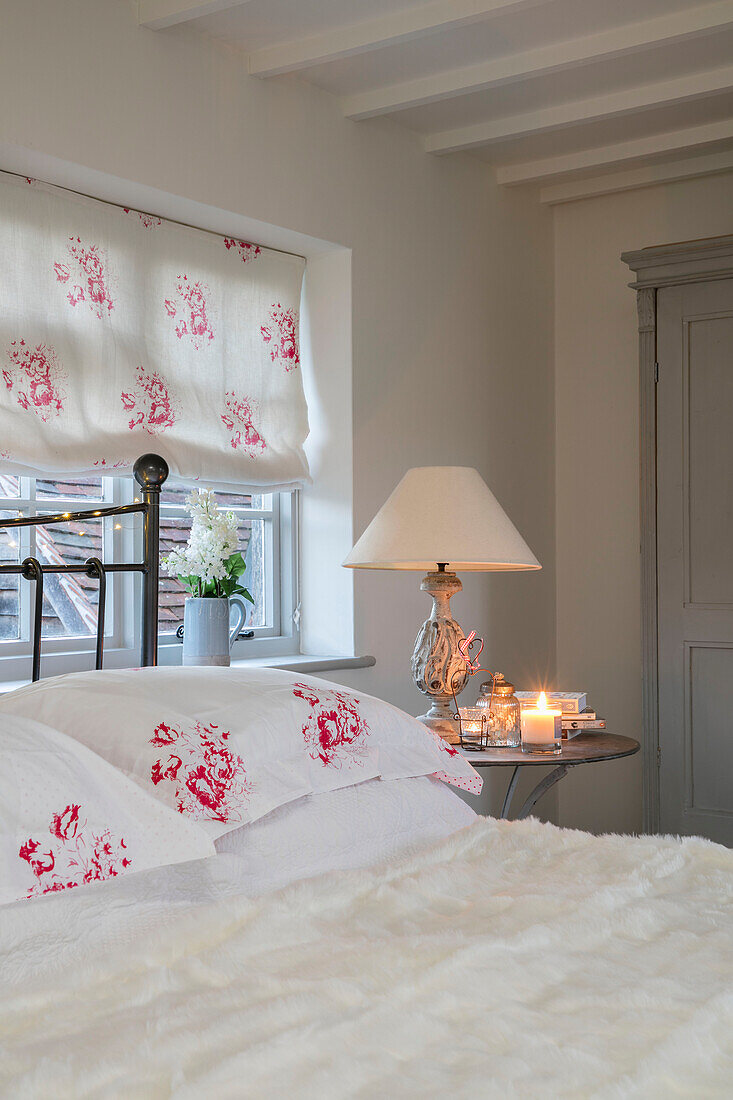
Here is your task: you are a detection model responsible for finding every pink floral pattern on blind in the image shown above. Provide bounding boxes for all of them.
[123,207,162,229]
[164,275,214,349]
[19,803,131,898]
[121,367,177,434]
[150,720,252,823]
[224,238,261,263]
[293,683,370,768]
[54,237,114,319]
[221,392,266,454]
[3,340,66,421]
[261,304,299,372]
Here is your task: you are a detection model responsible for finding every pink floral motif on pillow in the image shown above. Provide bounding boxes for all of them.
[3,340,66,421]
[19,803,131,898]
[261,303,299,371]
[150,720,252,823]
[429,730,482,795]
[293,683,370,768]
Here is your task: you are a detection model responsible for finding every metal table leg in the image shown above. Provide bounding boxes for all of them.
[516,763,572,820]
[499,765,521,819]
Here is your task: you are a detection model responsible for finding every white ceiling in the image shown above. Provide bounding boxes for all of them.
[137,0,733,199]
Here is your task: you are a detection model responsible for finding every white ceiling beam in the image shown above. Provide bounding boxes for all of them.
[425,63,733,154]
[247,0,548,78]
[539,149,733,205]
[137,0,252,31]
[497,118,733,186]
[343,1,733,121]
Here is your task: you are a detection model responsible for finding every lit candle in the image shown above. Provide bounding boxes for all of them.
[521,691,562,755]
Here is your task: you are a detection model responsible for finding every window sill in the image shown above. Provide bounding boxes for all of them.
[0,653,376,693]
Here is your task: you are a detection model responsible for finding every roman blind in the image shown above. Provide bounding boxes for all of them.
[0,171,309,488]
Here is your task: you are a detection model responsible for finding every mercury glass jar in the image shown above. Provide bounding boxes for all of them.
[476,674,521,747]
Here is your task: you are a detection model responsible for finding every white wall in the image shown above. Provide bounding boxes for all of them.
[0,0,556,817]
[554,171,733,834]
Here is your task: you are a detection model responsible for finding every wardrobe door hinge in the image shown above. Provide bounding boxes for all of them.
[654,361,659,383]
[657,745,662,768]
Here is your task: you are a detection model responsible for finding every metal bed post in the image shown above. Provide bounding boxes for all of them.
[134,453,169,668]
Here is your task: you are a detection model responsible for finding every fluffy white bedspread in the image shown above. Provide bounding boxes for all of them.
[2,817,732,1099]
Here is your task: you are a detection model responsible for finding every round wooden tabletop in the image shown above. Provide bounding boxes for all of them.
[458,733,640,767]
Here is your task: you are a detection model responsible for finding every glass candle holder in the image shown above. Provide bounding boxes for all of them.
[476,674,521,747]
[458,707,488,749]
[520,693,562,755]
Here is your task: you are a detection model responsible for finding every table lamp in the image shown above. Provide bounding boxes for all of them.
[343,467,540,743]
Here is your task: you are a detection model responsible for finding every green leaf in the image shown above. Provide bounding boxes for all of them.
[225,552,247,579]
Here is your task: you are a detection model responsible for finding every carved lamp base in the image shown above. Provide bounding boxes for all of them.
[410,570,469,745]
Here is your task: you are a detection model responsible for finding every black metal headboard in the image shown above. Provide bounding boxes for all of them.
[0,453,168,681]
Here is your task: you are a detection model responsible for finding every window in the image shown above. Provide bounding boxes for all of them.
[0,474,298,678]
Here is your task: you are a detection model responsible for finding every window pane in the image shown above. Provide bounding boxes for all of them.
[161,483,265,509]
[0,511,20,640]
[36,516,104,637]
[0,474,20,497]
[36,476,104,500]
[159,514,266,634]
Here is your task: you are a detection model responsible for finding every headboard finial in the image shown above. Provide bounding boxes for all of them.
[133,453,169,491]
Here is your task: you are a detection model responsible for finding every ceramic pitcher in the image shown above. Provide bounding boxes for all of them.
[181,596,247,667]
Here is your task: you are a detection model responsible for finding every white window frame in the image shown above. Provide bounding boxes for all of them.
[0,475,300,681]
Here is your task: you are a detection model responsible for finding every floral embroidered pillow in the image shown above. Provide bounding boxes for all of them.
[0,715,215,906]
[0,666,482,840]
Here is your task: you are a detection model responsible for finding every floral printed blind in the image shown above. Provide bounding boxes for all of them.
[0,172,309,488]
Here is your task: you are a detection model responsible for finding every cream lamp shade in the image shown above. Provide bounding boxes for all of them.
[343,466,541,572]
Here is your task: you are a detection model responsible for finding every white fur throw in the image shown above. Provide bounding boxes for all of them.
[2,816,732,1098]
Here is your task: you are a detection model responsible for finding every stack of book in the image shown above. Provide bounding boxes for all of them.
[515,691,606,739]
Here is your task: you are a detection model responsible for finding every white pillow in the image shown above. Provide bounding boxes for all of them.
[214,775,477,896]
[0,667,482,839]
[0,715,215,906]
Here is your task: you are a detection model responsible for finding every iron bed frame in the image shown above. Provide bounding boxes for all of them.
[0,453,169,681]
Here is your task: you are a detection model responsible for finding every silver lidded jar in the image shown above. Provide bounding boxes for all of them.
[476,673,521,747]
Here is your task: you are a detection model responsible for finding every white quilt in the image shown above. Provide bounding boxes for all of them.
[2,817,732,1099]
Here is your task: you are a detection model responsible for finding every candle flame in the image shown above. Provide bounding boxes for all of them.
[538,691,548,709]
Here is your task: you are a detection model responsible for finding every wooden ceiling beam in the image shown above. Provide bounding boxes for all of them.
[138,0,253,31]
[248,0,549,78]
[343,2,733,121]
[540,148,733,204]
[497,119,733,186]
[425,63,733,154]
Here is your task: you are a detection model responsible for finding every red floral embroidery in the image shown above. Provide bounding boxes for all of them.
[93,458,127,468]
[164,275,214,349]
[121,366,177,434]
[3,340,66,421]
[429,731,482,794]
[123,207,162,229]
[224,238,261,263]
[149,720,252,822]
[53,237,114,319]
[221,392,266,454]
[19,803,131,899]
[261,303,299,371]
[292,683,370,768]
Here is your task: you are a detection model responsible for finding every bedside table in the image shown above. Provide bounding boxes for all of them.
[458,733,640,820]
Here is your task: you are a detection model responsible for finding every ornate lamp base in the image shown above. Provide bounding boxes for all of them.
[410,570,469,745]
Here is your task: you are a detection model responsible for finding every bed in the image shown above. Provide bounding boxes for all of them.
[1,456,731,1098]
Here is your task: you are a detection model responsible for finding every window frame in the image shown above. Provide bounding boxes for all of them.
[0,475,300,680]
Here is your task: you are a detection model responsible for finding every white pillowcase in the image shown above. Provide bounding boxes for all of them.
[0,666,482,839]
[0,714,215,906]
[214,775,478,896]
